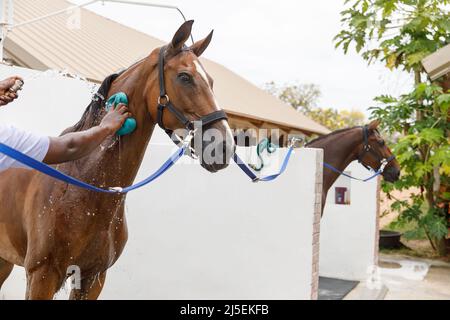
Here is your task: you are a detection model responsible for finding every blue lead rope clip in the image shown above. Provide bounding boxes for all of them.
[106,92,137,136]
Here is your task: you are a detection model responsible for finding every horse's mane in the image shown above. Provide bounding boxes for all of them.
[68,73,121,133]
[66,56,151,135]
[306,126,362,146]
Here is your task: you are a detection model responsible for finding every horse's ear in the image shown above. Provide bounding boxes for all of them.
[368,119,381,130]
[167,20,194,56]
[190,30,213,57]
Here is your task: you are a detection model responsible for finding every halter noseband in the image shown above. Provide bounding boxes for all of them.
[357,125,395,173]
[157,46,228,137]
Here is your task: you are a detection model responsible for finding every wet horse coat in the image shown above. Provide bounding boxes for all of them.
[0,20,234,299]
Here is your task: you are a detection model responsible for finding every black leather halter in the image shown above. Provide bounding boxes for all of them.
[156,46,228,137]
[357,125,395,171]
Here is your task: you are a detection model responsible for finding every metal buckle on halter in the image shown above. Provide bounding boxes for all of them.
[179,129,199,160]
[158,94,170,107]
[379,158,388,173]
[288,137,304,149]
[182,129,196,145]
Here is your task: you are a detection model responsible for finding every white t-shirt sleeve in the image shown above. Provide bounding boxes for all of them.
[0,124,50,171]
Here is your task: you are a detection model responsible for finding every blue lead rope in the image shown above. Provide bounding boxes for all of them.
[234,147,382,183]
[0,141,379,194]
[0,142,187,194]
[323,162,382,182]
[233,147,294,182]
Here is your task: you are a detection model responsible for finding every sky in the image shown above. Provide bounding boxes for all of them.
[70,0,414,115]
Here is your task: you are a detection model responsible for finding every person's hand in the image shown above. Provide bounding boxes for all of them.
[99,103,132,135]
[0,76,22,106]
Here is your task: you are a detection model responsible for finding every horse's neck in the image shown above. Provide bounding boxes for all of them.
[72,62,157,190]
[99,120,155,188]
[311,128,362,193]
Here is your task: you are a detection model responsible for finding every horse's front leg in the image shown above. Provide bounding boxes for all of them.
[69,271,107,300]
[0,258,14,291]
[25,265,64,300]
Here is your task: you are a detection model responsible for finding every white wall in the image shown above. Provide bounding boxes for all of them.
[101,143,322,300]
[319,162,379,281]
[0,65,322,300]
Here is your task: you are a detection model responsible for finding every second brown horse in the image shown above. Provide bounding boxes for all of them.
[307,120,401,215]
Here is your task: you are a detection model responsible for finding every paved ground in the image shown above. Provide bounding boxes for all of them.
[318,277,359,300]
[345,255,450,300]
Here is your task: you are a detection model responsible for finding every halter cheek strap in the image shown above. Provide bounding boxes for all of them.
[157,46,228,136]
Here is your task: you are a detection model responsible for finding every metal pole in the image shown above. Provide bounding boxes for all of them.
[1,0,193,60]
[11,0,98,29]
[0,0,7,61]
[7,0,12,25]
[9,0,193,43]
[100,0,194,44]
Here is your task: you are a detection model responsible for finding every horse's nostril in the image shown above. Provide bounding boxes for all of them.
[389,169,400,181]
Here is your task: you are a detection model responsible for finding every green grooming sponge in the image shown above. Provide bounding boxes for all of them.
[106,92,137,136]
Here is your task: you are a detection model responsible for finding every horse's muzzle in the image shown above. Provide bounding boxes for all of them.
[200,140,236,173]
[197,120,236,173]
[383,166,400,182]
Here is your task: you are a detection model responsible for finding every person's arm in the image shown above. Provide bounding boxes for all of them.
[43,104,131,164]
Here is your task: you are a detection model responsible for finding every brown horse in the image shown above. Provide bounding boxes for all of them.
[306,120,401,215]
[0,20,235,300]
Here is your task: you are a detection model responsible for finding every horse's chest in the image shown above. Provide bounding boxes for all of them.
[54,211,128,272]
[33,190,128,272]
[68,225,127,273]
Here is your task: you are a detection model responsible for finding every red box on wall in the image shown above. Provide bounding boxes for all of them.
[335,187,347,205]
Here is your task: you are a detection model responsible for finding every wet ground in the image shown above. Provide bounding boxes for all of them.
[344,255,450,300]
[380,257,450,300]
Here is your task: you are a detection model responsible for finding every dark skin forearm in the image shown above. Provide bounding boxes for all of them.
[43,104,131,164]
[0,75,131,165]
[43,126,113,165]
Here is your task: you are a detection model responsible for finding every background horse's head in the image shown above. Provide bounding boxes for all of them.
[144,20,235,173]
[357,120,400,182]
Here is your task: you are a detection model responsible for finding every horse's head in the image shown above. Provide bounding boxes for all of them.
[357,120,400,182]
[144,20,235,173]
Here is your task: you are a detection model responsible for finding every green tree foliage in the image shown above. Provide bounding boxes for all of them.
[371,85,450,249]
[335,0,450,71]
[336,0,450,255]
[264,82,366,130]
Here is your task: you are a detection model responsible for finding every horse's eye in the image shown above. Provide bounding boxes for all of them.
[378,140,385,146]
[178,73,192,84]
